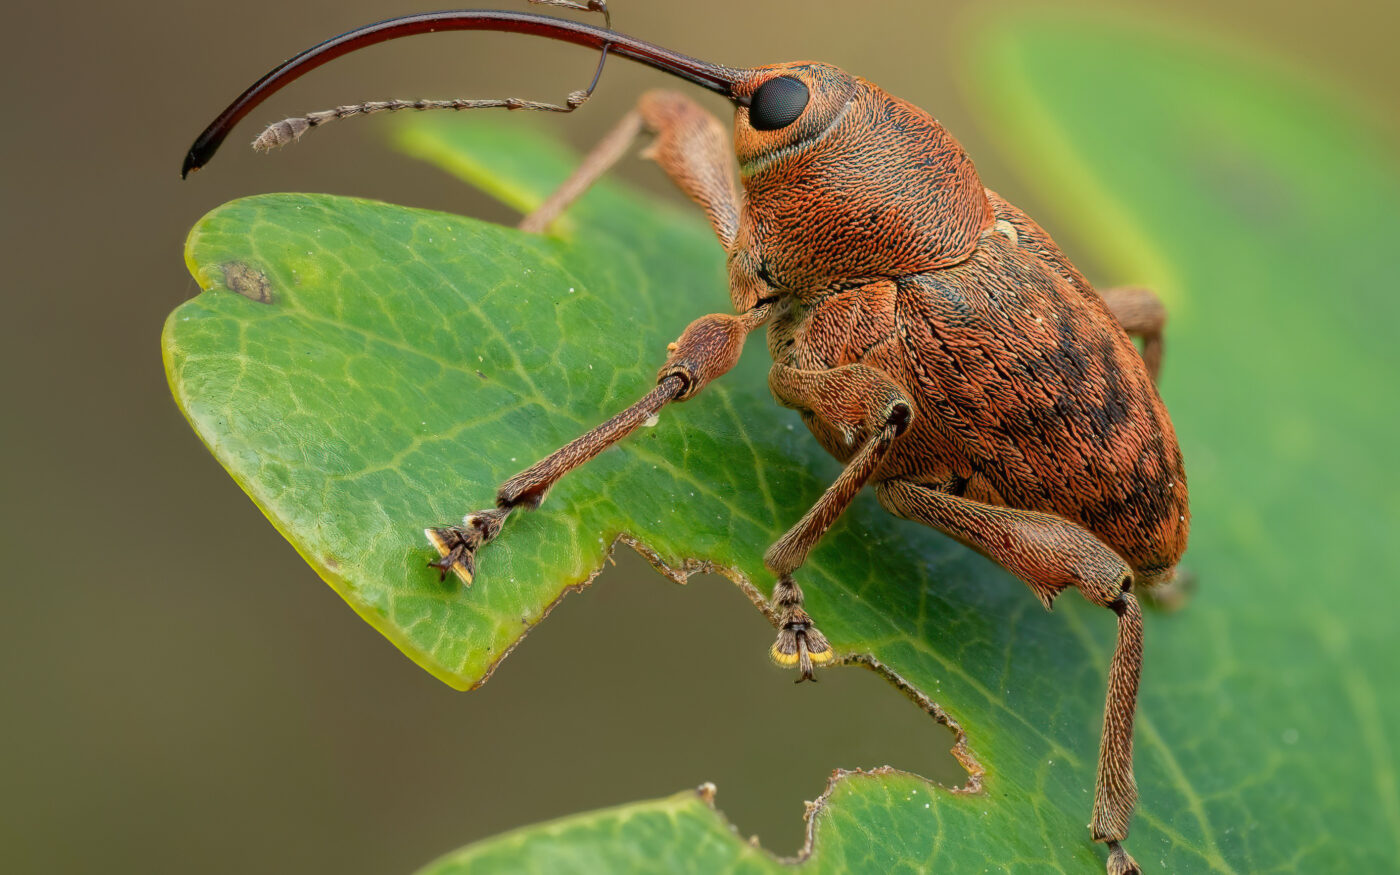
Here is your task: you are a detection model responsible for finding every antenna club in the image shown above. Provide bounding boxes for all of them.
[254,118,311,152]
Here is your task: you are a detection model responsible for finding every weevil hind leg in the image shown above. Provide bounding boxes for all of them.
[526,0,610,25]
[1100,286,1167,383]
[875,478,1144,874]
[519,90,740,249]
[762,363,914,681]
[518,110,644,234]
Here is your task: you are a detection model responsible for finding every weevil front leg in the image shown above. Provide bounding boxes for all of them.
[763,363,914,680]
[431,89,750,583]
[427,301,771,584]
[875,478,1144,875]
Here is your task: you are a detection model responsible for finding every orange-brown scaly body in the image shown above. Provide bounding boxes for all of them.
[745,70,1188,587]
[183,15,1190,872]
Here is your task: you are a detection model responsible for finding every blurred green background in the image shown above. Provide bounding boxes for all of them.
[3,1,1396,872]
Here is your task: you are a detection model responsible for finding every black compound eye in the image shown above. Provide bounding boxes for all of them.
[749,76,809,131]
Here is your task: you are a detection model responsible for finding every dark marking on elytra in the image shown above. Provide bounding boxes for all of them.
[1098,348,1131,428]
[221,261,273,304]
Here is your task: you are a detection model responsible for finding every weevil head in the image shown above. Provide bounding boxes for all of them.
[726,63,994,296]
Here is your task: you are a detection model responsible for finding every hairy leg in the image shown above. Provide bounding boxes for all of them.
[519,90,740,248]
[427,302,770,583]
[876,478,1144,875]
[764,363,914,679]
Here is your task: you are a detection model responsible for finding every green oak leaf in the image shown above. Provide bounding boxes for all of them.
[164,13,1398,872]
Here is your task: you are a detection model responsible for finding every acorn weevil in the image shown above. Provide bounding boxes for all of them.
[182,5,1189,872]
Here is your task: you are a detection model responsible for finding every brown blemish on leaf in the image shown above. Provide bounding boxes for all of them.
[221,261,273,303]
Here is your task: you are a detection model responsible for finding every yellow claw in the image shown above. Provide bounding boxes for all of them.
[769,640,835,667]
[769,643,802,667]
[424,528,474,585]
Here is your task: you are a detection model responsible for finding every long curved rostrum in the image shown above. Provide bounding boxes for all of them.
[181,9,747,177]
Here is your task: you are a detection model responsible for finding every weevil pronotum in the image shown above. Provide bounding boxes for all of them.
[183,5,1189,872]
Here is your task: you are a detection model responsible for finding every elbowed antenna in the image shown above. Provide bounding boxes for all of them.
[181,9,746,177]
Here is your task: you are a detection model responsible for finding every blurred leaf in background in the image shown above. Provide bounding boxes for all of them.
[163,10,1398,874]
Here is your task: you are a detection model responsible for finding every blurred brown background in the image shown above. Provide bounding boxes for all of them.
[3,1,1394,872]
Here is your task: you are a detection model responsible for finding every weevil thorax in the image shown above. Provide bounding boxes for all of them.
[726,63,994,308]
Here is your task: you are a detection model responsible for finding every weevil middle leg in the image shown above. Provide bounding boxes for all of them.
[874,477,1144,875]
[762,363,914,680]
